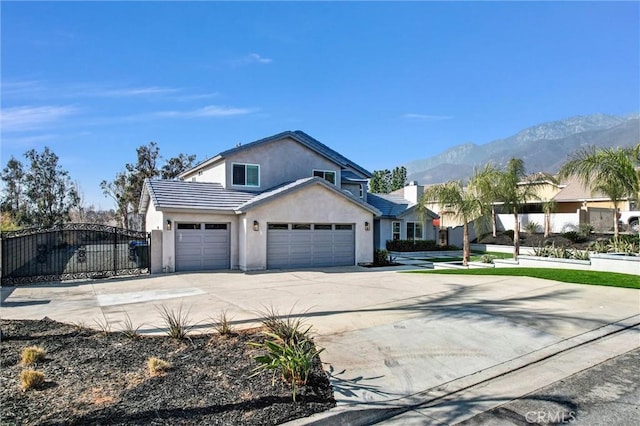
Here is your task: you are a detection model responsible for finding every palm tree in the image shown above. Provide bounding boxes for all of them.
[496,158,542,258]
[542,199,557,238]
[469,162,502,237]
[419,180,483,266]
[559,145,640,237]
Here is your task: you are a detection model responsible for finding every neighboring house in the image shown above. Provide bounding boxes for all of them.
[139,131,381,272]
[370,182,438,249]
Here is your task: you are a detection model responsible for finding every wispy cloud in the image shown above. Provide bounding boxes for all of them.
[0,133,58,148]
[2,80,45,98]
[232,53,273,66]
[153,105,256,118]
[402,113,453,122]
[91,86,181,97]
[1,105,78,132]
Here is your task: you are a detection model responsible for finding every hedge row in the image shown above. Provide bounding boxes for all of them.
[385,239,459,252]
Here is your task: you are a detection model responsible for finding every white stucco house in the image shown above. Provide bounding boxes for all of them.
[140,131,383,272]
[140,130,438,272]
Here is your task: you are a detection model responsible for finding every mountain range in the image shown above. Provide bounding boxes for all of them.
[405,113,640,184]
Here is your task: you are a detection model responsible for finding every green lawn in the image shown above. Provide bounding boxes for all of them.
[408,268,640,289]
[469,251,514,262]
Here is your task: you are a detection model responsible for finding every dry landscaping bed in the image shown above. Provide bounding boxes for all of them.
[0,318,334,425]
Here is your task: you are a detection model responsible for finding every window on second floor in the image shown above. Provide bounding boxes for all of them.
[406,222,423,240]
[232,163,260,187]
[392,221,401,240]
[313,170,336,185]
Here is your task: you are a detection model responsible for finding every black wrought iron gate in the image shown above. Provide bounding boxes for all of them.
[1,224,151,285]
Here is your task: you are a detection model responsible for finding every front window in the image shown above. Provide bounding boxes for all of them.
[392,221,401,240]
[313,170,336,185]
[407,222,423,240]
[232,163,260,187]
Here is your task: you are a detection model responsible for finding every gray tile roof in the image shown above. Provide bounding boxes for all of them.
[237,177,381,215]
[143,180,255,211]
[367,193,414,218]
[142,178,382,216]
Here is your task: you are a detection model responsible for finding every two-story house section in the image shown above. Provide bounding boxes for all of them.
[139,131,381,272]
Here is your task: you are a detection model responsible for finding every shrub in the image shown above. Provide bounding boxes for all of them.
[562,231,587,243]
[385,239,438,252]
[373,249,391,266]
[212,309,235,336]
[156,304,193,339]
[119,312,143,339]
[93,317,112,335]
[607,236,639,254]
[147,357,172,376]
[480,254,496,264]
[21,346,46,365]
[20,370,45,391]
[523,222,540,235]
[258,305,311,345]
[249,332,324,402]
[578,223,594,236]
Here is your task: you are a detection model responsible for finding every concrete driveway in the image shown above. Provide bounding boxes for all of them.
[2,267,639,424]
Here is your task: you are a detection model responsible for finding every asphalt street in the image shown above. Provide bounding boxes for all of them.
[459,348,640,425]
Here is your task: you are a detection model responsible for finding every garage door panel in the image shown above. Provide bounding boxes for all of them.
[176,226,230,271]
[267,224,355,269]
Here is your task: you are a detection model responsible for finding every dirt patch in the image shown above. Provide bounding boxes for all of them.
[0,318,335,425]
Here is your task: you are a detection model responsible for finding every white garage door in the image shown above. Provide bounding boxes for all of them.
[175,223,230,271]
[267,223,355,269]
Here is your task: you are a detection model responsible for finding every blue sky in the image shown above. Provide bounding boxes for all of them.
[2,1,639,209]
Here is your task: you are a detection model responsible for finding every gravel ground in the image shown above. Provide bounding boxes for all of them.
[0,318,335,425]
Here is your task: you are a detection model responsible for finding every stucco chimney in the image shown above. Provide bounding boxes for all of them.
[404,182,423,204]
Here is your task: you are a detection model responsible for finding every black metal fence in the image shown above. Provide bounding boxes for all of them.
[1,223,150,286]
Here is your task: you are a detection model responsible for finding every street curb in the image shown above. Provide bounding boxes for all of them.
[283,315,640,426]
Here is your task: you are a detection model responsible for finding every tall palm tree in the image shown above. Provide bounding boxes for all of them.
[497,158,542,258]
[559,145,640,237]
[469,162,502,237]
[542,199,557,238]
[419,180,483,266]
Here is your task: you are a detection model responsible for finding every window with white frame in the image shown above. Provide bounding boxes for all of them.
[313,170,336,185]
[232,163,260,187]
[406,222,423,240]
[392,221,401,240]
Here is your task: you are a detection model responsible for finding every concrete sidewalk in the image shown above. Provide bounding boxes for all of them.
[2,267,639,424]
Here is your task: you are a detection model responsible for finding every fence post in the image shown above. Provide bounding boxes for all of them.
[113,228,118,275]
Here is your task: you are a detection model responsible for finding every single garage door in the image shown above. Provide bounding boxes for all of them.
[175,223,230,271]
[267,223,355,269]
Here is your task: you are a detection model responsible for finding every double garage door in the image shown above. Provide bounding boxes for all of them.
[175,223,230,271]
[267,223,355,269]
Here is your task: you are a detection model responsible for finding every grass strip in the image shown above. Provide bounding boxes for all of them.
[407,268,640,289]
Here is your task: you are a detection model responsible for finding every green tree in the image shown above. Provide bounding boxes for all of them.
[0,156,27,224]
[369,169,391,193]
[496,158,542,257]
[419,179,484,266]
[161,153,197,180]
[102,142,197,229]
[100,172,130,228]
[390,166,407,192]
[469,162,502,237]
[23,147,80,227]
[559,145,640,237]
[542,199,557,238]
